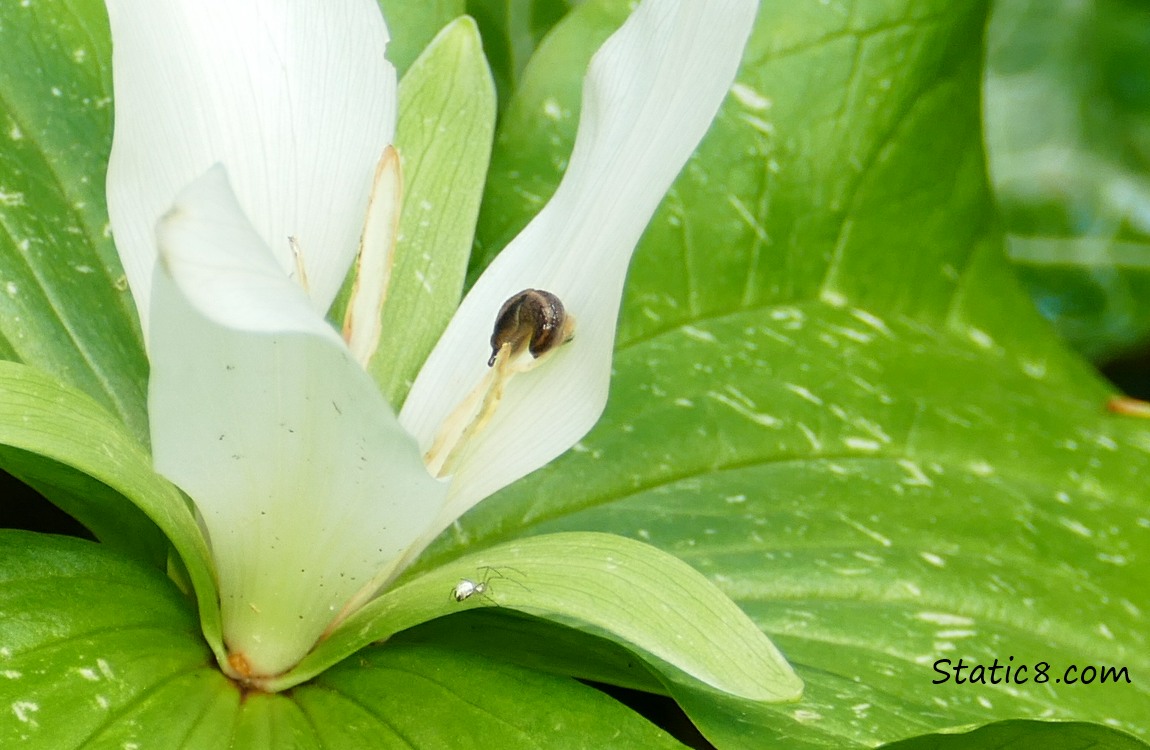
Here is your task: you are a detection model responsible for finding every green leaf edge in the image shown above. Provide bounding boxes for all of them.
[271,531,802,707]
[0,361,224,665]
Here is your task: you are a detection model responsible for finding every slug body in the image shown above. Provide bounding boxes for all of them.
[489,289,574,367]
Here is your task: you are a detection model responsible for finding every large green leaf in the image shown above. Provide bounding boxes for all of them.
[0,0,147,441]
[0,531,684,749]
[430,0,1150,746]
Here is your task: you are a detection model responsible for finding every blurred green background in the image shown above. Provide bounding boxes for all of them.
[987,0,1150,376]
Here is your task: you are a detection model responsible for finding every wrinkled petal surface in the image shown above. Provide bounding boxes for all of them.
[106,0,396,326]
[401,0,757,526]
[150,167,446,676]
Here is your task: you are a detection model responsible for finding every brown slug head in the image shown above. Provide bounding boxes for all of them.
[488,289,575,367]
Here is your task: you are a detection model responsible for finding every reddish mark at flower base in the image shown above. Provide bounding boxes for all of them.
[224,651,271,697]
[228,651,253,680]
[1107,396,1150,419]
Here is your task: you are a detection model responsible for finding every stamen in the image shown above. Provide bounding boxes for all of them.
[423,289,575,477]
[343,145,402,365]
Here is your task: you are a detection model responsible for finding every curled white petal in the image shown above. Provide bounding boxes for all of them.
[401,0,758,527]
[106,0,396,329]
[150,167,446,676]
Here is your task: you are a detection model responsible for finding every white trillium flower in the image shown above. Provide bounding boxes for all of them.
[105,0,757,679]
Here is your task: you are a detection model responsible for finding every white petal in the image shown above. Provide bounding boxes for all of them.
[150,168,446,677]
[401,0,757,523]
[106,0,396,329]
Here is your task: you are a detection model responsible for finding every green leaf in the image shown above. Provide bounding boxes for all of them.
[0,0,148,441]
[377,0,466,76]
[0,531,221,749]
[0,532,682,749]
[303,644,684,749]
[368,16,497,408]
[433,0,1150,745]
[0,361,223,664]
[465,0,575,108]
[879,720,1150,749]
[275,532,801,712]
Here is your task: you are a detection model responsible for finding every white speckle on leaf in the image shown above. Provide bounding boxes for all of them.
[977,695,994,710]
[681,325,717,343]
[967,328,994,349]
[849,308,893,337]
[1093,434,1118,451]
[844,436,881,452]
[739,113,775,136]
[1,670,21,679]
[1058,517,1093,538]
[76,667,100,681]
[1097,623,1115,640]
[725,494,746,504]
[11,701,38,726]
[769,306,804,326]
[1022,359,1047,379]
[414,269,433,293]
[727,194,769,241]
[0,190,26,206]
[899,460,933,487]
[967,460,994,477]
[707,390,781,428]
[730,82,771,111]
[5,282,17,296]
[829,324,873,344]
[915,612,974,627]
[936,629,976,639]
[792,709,824,723]
[542,97,563,120]
[919,551,946,567]
[797,423,822,451]
[784,382,823,406]
[838,514,891,547]
[820,290,848,308]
